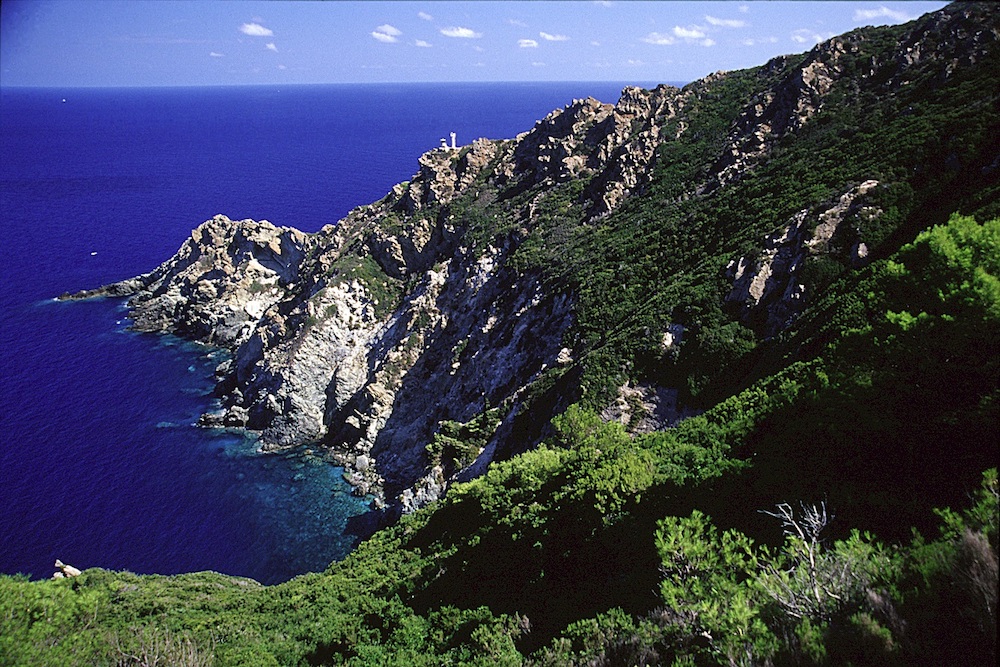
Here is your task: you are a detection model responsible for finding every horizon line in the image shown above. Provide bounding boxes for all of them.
[0,79,690,91]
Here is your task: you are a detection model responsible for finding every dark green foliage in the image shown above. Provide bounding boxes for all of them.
[3,6,999,665]
[426,408,499,476]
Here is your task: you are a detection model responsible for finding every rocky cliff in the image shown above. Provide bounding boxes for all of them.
[66,2,1000,513]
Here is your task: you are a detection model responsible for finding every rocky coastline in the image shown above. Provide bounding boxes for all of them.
[62,2,995,513]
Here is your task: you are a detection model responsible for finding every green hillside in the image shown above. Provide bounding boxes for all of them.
[2,4,997,665]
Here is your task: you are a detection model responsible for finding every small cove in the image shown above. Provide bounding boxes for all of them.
[0,82,665,583]
[2,296,371,585]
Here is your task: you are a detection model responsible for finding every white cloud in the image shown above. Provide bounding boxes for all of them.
[415,39,432,48]
[239,22,273,37]
[532,61,546,67]
[519,39,539,48]
[277,64,286,70]
[739,4,749,12]
[791,28,831,44]
[642,32,676,45]
[372,24,402,43]
[123,36,208,45]
[854,6,914,23]
[701,38,716,47]
[540,31,569,42]
[209,51,225,57]
[507,19,528,28]
[674,25,706,40]
[706,16,747,28]
[266,42,278,52]
[441,26,482,38]
[591,40,601,47]
[418,11,433,21]
[627,59,644,66]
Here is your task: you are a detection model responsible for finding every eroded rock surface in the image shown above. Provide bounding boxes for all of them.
[63,2,995,512]
[725,180,881,337]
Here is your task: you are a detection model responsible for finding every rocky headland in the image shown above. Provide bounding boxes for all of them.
[63,2,999,515]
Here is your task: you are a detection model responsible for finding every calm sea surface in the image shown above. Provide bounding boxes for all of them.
[0,82,664,583]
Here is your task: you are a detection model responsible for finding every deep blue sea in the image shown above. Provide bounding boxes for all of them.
[0,81,662,584]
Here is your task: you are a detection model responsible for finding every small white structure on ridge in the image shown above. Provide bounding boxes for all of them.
[439,132,459,151]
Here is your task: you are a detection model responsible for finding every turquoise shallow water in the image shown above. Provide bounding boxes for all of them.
[2,295,372,584]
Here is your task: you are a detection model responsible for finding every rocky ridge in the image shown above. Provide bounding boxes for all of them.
[65,2,998,512]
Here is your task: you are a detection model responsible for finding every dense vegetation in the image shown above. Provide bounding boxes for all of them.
[2,5,998,665]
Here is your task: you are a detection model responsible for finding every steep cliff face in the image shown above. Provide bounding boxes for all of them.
[68,2,1000,511]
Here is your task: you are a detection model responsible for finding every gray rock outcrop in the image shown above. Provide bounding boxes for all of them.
[63,2,994,513]
[725,180,881,337]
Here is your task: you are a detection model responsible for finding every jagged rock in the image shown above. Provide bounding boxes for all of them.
[726,180,881,337]
[53,559,81,578]
[66,215,308,348]
[601,382,697,434]
[62,3,997,513]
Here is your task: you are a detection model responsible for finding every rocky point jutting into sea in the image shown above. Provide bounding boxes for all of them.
[64,1,1000,518]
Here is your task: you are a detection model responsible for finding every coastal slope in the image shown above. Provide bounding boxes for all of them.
[18,3,1000,665]
[68,3,999,518]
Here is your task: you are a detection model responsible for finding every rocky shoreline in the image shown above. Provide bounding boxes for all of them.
[63,2,989,512]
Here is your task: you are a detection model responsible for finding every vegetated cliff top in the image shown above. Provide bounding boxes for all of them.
[19,4,1000,666]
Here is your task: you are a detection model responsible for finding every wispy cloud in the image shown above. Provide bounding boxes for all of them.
[673,25,706,40]
[277,64,287,70]
[854,6,915,24]
[239,22,273,37]
[642,32,676,45]
[441,26,482,39]
[540,31,569,42]
[532,61,546,67]
[507,19,528,28]
[627,59,644,66]
[209,51,225,57]
[670,25,715,47]
[739,5,749,13]
[706,16,747,28]
[121,35,208,45]
[742,36,778,46]
[266,42,278,52]
[415,39,432,48]
[418,11,433,21]
[518,39,539,48]
[791,28,833,44]
[372,24,402,43]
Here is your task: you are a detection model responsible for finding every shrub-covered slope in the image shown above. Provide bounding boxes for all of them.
[6,3,999,665]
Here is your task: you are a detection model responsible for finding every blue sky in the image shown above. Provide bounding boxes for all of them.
[0,1,950,87]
